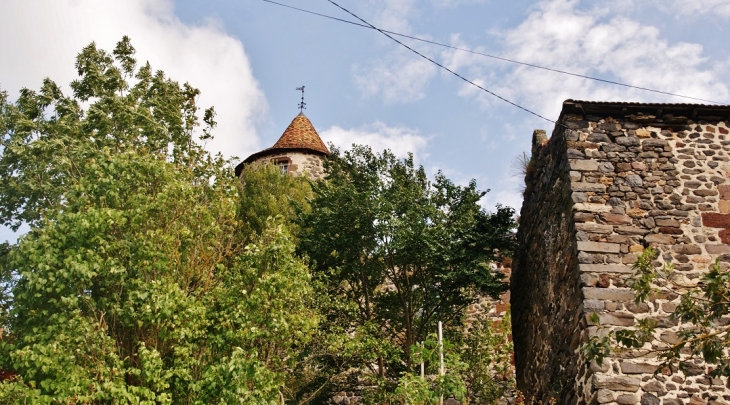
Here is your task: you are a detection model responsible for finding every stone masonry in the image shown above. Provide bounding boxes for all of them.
[513,100,730,404]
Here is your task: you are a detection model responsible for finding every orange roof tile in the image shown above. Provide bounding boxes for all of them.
[271,112,329,155]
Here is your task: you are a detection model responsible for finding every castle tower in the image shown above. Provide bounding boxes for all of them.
[235,112,329,180]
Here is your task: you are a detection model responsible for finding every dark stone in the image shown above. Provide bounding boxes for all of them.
[588,132,612,143]
[640,393,660,405]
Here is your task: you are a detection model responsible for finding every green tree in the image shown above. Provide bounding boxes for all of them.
[297,145,516,383]
[0,37,317,404]
[457,312,515,403]
[237,162,312,242]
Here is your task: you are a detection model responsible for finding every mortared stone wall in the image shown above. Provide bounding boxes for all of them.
[513,100,730,405]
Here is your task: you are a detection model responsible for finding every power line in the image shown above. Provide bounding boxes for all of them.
[262,0,724,105]
[324,0,558,124]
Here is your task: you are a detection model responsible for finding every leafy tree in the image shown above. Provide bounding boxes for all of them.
[297,145,516,383]
[375,336,467,405]
[0,37,317,404]
[457,312,515,403]
[237,162,312,242]
[583,247,730,379]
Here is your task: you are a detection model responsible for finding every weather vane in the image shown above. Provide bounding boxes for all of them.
[296,86,306,112]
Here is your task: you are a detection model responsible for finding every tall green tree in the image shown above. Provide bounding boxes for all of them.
[237,162,312,242]
[0,37,317,404]
[297,145,516,381]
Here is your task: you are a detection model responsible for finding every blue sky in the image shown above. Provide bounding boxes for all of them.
[2,0,730,241]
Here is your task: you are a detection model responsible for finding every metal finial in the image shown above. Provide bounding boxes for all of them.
[296,86,306,112]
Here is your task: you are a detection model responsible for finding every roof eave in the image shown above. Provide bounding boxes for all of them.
[235,147,330,177]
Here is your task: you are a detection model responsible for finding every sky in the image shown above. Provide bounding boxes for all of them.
[1,0,730,241]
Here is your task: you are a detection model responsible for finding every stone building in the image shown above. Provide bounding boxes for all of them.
[513,100,730,404]
[235,112,329,179]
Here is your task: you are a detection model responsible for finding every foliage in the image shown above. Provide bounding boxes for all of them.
[0,36,217,232]
[582,247,730,379]
[297,144,515,387]
[237,162,312,243]
[458,312,515,403]
[0,37,317,404]
[366,335,467,405]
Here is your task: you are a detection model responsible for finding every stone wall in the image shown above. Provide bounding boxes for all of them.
[250,151,326,180]
[513,100,730,405]
[512,129,584,404]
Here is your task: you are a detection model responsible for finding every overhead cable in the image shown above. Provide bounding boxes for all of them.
[323,0,558,124]
[262,0,724,105]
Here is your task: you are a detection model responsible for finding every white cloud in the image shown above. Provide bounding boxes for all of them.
[367,0,419,33]
[351,0,438,104]
[354,49,438,104]
[321,121,429,161]
[431,0,487,8]
[661,0,730,18]
[445,0,730,120]
[0,0,266,159]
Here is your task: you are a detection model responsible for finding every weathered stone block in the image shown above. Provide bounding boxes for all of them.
[643,138,669,147]
[702,213,730,228]
[593,375,641,392]
[596,389,614,404]
[577,241,621,253]
[616,393,638,405]
[584,299,604,310]
[588,132,612,143]
[572,182,607,192]
[693,189,718,197]
[642,380,666,396]
[572,192,588,203]
[673,244,702,255]
[621,361,659,374]
[616,136,641,147]
[640,393,659,405]
[573,203,612,213]
[583,287,635,301]
[596,312,635,326]
[719,184,730,200]
[579,264,633,273]
[601,213,633,225]
[570,159,599,171]
[719,200,730,213]
[616,226,650,235]
[659,227,684,235]
[625,174,644,186]
[645,234,676,244]
[656,218,681,227]
[576,223,614,234]
[720,229,730,244]
[706,244,730,254]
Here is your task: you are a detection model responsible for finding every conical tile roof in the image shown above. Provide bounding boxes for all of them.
[237,113,329,175]
[271,112,329,154]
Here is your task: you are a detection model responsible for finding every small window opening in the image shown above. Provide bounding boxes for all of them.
[273,158,291,174]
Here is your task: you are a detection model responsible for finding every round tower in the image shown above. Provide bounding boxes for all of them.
[235,112,329,180]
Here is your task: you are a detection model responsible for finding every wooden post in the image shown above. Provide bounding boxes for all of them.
[420,342,425,378]
[439,321,444,405]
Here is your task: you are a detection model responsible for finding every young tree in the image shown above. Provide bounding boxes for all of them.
[0,37,318,404]
[297,145,516,382]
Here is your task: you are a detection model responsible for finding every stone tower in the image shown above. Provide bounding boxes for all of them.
[235,112,329,179]
[513,100,730,404]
